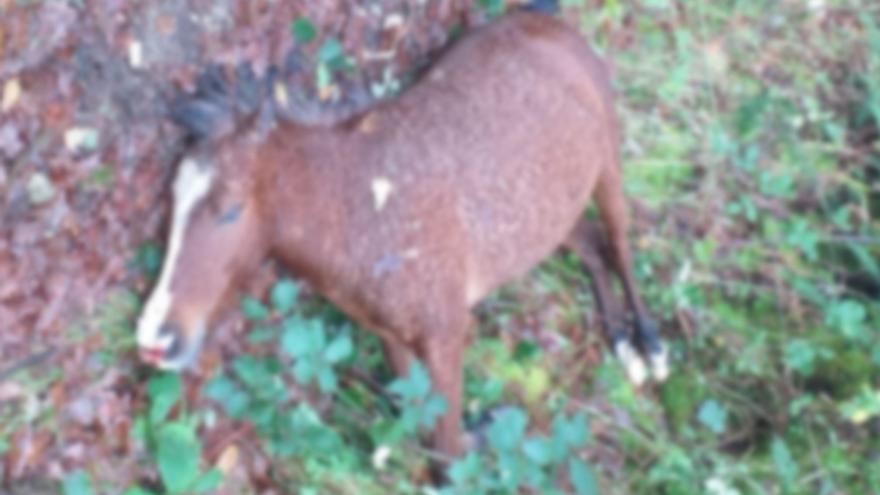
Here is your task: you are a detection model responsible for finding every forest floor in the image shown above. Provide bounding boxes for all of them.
[1,1,878,494]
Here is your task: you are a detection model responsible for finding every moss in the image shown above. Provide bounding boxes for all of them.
[809,347,874,399]
[660,371,708,433]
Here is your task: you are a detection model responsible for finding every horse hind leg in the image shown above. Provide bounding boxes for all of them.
[591,167,669,382]
[564,217,648,385]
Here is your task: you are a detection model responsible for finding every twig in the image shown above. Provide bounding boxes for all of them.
[34,279,71,334]
[0,347,57,382]
[341,366,399,411]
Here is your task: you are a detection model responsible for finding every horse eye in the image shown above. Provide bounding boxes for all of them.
[216,203,243,225]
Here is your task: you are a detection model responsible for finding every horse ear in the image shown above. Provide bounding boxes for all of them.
[169,65,236,141]
[195,65,229,100]
[169,97,235,141]
[233,63,260,115]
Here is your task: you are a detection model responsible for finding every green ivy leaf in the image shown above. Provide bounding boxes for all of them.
[785,218,819,261]
[317,37,345,65]
[826,299,867,341]
[552,411,590,452]
[523,435,554,466]
[487,407,528,452]
[270,279,299,314]
[294,359,316,384]
[156,423,202,494]
[839,386,880,424]
[317,366,338,392]
[203,375,236,400]
[291,16,317,43]
[248,402,278,432]
[389,361,432,401]
[232,355,274,389]
[697,398,727,434]
[121,486,157,495]
[61,470,95,495]
[784,339,818,375]
[287,404,343,456]
[147,372,181,424]
[134,242,163,279]
[247,325,277,343]
[569,457,599,495]
[771,436,799,490]
[449,451,483,485]
[282,316,309,357]
[386,361,448,434]
[512,340,541,362]
[421,393,448,429]
[478,0,506,17]
[496,450,526,489]
[323,334,353,364]
[282,317,326,357]
[191,468,223,493]
[241,296,269,321]
[203,375,250,419]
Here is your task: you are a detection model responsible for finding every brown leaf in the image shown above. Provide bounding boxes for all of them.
[216,444,239,475]
[1,77,20,111]
[0,381,23,401]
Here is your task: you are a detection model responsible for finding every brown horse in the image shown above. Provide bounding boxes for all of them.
[137,10,667,463]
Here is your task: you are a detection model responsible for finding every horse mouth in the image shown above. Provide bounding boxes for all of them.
[138,346,167,365]
[138,345,194,371]
[137,324,205,371]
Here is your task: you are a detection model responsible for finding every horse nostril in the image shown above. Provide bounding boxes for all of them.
[165,334,184,361]
[158,322,180,339]
[158,323,184,360]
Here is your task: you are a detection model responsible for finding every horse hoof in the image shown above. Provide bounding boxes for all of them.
[648,343,670,382]
[614,340,648,386]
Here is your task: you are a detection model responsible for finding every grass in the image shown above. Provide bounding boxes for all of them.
[577,1,880,493]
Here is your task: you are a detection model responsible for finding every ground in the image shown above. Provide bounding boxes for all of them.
[1,1,878,494]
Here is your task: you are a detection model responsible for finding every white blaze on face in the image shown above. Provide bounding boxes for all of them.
[137,159,216,355]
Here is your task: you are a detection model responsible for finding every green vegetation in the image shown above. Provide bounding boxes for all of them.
[126,372,222,494]
[574,0,880,493]
[7,0,876,493]
[128,278,599,494]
